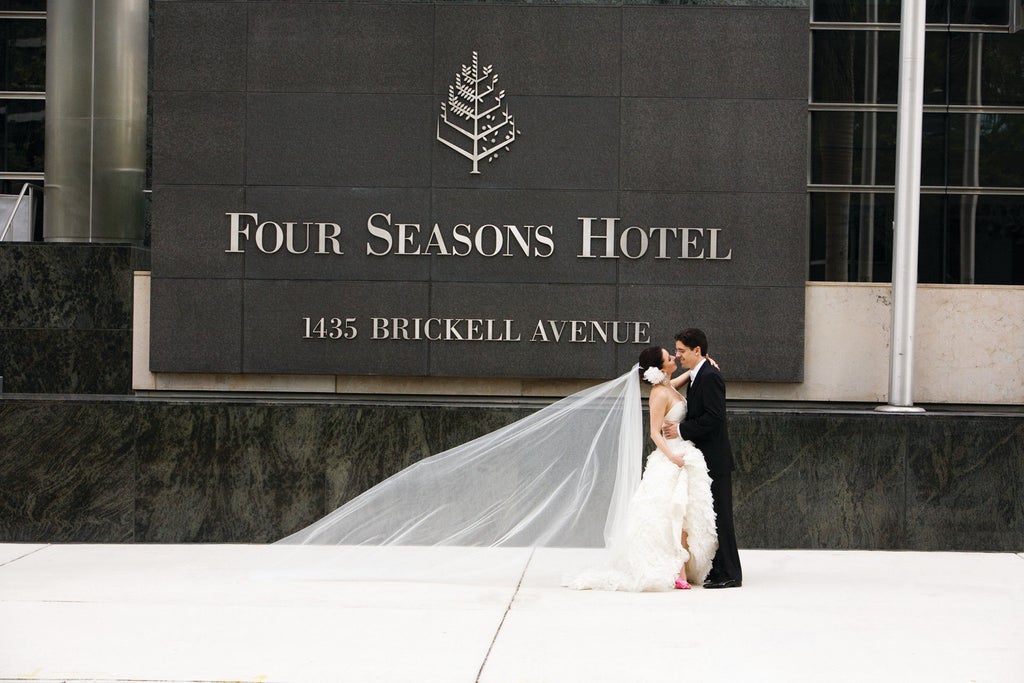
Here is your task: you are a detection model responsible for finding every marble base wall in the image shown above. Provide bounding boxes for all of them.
[731,411,1024,550]
[1,397,1021,551]
[0,244,150,394]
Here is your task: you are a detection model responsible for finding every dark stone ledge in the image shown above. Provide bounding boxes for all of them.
[1,395,1020,551]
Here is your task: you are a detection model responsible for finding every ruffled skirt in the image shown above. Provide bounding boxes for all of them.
[566,439,718,592]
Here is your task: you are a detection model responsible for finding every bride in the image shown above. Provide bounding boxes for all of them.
[567,346,717,591]
[276,347,715,592]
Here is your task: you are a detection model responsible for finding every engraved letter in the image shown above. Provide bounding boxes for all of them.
[256,221,284,254]
[578,217,618,258]
[679,228,705,259]
[225,212,257,253]
[707,228,733,260]
[452,224,473,257]
[619,226,649,260]
[316,223,343,255]
[475,224,503,257]
[366,213,394,256]
[503,225,531,257]
[396,223,421,255]
[648,227,677,259]
[534,225,555,258]
[424,224,450,256]
[284,222,311,255]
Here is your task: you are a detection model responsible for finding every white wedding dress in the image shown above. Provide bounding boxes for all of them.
[567,400,718,591]
[276,367,716,588]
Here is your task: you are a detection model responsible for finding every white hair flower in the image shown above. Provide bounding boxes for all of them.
[643,367,666,385]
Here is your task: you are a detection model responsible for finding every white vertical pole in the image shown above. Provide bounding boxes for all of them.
[878,0,927,413]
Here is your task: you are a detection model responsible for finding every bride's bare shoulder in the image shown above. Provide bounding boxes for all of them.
[648,384,683,406]
[647,384,671,402]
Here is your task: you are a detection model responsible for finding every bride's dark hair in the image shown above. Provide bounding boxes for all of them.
[637,346,664,381]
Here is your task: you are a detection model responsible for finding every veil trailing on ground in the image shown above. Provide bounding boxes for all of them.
[276,367,643,553]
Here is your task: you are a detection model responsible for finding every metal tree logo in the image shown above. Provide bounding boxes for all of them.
[437,52,519,174]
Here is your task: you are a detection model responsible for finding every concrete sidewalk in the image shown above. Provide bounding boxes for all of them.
[1,544,1021,682]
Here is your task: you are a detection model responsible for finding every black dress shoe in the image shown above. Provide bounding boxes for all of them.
[704,578,741,589]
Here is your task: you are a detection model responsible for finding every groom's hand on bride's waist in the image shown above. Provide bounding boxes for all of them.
[662,422,679,439]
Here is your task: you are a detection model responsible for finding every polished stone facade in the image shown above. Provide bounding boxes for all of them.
[1,396,1020,550]
[0,244,149,394]
[150,1,809,381]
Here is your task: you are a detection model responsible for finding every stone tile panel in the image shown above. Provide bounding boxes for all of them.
[149,278,243,373]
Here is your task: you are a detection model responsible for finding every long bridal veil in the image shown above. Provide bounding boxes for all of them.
[273,367,643,578]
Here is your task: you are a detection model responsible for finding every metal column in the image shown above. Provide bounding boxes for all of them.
[877,0,927,413]
[43,0,149,243]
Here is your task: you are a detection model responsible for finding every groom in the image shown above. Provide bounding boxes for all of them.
[666,328,743,589]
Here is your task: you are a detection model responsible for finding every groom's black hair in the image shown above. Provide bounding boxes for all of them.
[675,328,708,357]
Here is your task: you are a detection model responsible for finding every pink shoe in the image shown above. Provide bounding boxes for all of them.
[674,578,691,590]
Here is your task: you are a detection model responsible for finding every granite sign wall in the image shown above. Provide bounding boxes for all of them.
[151,2,808,381]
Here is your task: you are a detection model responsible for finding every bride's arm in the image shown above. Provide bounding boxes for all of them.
[649,388,684,467]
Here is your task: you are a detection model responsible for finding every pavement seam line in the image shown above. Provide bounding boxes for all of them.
[0,544,51,569]
[475,547,535,683]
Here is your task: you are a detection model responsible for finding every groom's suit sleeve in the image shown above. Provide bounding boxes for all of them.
[679,369,727,441]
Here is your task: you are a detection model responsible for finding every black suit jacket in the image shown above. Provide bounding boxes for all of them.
[679,362,734,476]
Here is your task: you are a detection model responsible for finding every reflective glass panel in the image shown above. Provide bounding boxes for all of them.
[945,113,1024,188]
[946,32,1024,107]
[810,192,1024,284]
[810,111,897,185]
[0,1,45,10]
[948,0,1009,26]
[812,112,1024,190]
[0,99,44,171]
[920,194,1024,284]
[812,31,950,105]
[812,30,900,103]
[812,0,1012,25]
[923,31,952,105]
[0,19,45,91]
[809,191,895,281]
[920,112,949,186]
[812,0,902,23]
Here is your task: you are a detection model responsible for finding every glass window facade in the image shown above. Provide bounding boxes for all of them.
[0,17,44,91]
[0,1,44,11]
[1,2,1021,282]
[812,0,1013,26]
[810,0,1024,285]
[0,9,43,203]
[0,98,43,171]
